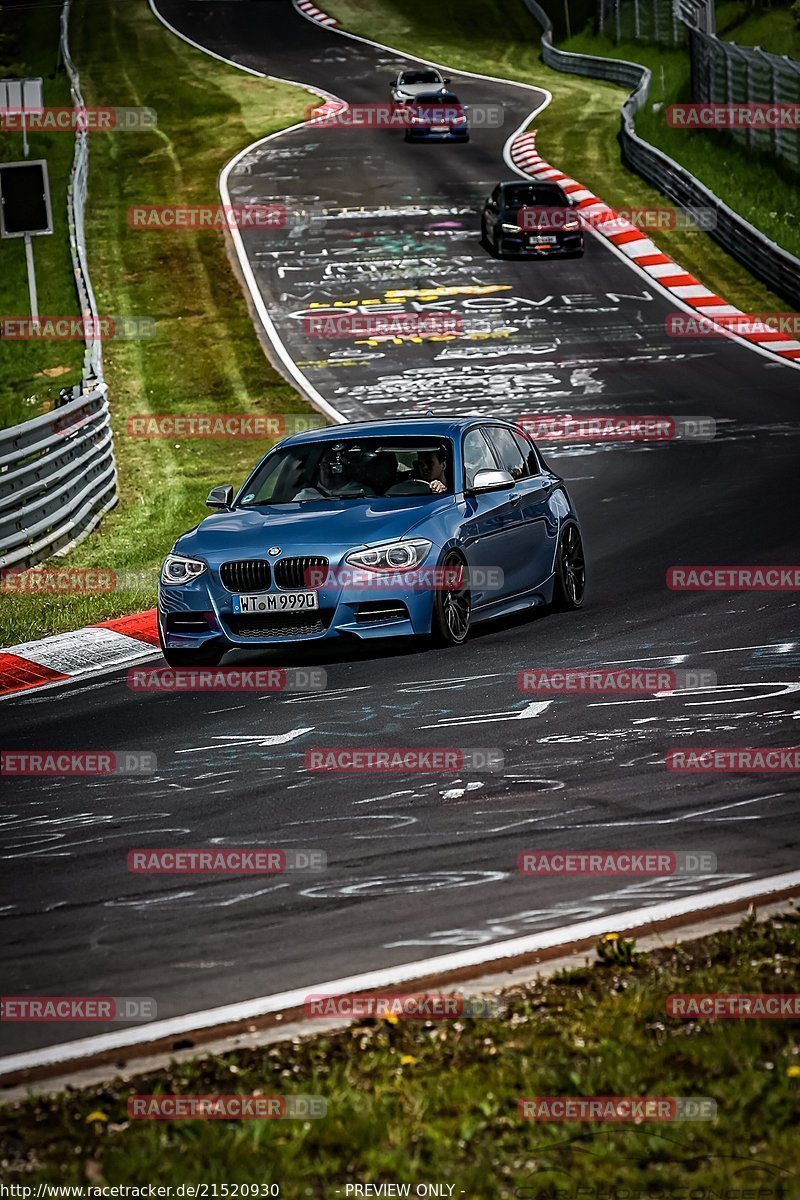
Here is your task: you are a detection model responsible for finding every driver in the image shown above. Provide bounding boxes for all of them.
[412,447,448,494]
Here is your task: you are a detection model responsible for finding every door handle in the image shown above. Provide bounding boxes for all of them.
[509,493,521,506]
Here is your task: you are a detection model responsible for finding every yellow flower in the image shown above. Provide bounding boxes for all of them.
[85,1111,108,1123]
[381,1008,399,1025]
[400,1055,418,1065]
[601,932,620,942]
[787,1065,800,1078]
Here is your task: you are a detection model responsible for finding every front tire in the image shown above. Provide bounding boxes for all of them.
[431,550,471,646]
[552,522,586,610]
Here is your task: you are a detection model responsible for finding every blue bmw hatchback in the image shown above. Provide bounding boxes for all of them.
[157,417,585,666]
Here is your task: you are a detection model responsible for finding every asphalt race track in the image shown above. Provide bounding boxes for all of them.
[2,0,799,1062]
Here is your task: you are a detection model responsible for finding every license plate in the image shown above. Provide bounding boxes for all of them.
[233,592,319,614]
[431,124,450,132]
[529,235,557,244]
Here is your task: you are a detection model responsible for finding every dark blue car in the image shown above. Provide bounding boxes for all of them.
[157,417,585,666]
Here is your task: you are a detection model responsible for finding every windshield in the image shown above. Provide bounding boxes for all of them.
[239,437,455,505]
[502,184,569,210]
[400,71,442,85]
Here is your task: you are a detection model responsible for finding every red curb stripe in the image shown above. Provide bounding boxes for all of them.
[656,273,702,288]
[739,330,797,343]
[688,295,729,308]
[96,608,160,646]
[607,230,648,246]
[778,348,800,358]
[635,253,673,266]
[0,653,68,695]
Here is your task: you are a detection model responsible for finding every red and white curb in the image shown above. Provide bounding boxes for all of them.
[510,130,800,364]
[296,0,338,27]
[0,610,159,699]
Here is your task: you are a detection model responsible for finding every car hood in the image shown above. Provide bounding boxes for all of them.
[173,496,454,561]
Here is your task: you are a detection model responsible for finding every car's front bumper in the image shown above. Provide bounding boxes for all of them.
[158,570,438,651]
[406,128,469,141]
[498,232,584,256]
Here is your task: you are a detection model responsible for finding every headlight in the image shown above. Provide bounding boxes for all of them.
[501,222,521,233]
[345,539,432,572]
[160,554,207,585]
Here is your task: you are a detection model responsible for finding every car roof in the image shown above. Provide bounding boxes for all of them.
[279,416,520,446]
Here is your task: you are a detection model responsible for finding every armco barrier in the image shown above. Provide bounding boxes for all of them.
[0,0,118,571]
[0,386,117,569]
[521,0,800,310]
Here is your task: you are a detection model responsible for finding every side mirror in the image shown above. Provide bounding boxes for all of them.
[206,484,234,510]
[469,469,515,494]
[443,77,450,84]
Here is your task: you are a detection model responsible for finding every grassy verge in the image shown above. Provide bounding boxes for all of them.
[0,0,316,648]
[0,4,84,427]
[560,28,800,259]
[323,0,799,287]
[2,910,799,1193]
[716,0,800,58]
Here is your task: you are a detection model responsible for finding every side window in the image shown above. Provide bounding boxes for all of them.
[512,429,541,477]
[462,428,498,490]
[485,426,529,480]
[490,185,501,206]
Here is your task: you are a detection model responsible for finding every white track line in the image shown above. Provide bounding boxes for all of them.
[2,869,797,1079]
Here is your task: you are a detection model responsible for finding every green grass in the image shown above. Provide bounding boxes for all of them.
[324,0,800,281]
[0,0,318,648]
[716,0,800,58]
[560,28,800,259]
[0,4,84,426]
[2,911,799,1195]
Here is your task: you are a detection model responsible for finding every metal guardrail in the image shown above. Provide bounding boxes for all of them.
[0,0,118,572]
[521,0,800,310]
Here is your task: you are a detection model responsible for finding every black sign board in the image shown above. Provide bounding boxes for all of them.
[0,159,53,238]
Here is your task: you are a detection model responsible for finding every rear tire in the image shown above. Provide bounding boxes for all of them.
[552,522,586,610]
[430,550,471,646]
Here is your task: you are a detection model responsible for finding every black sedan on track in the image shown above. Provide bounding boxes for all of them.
[481,181,585,258]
